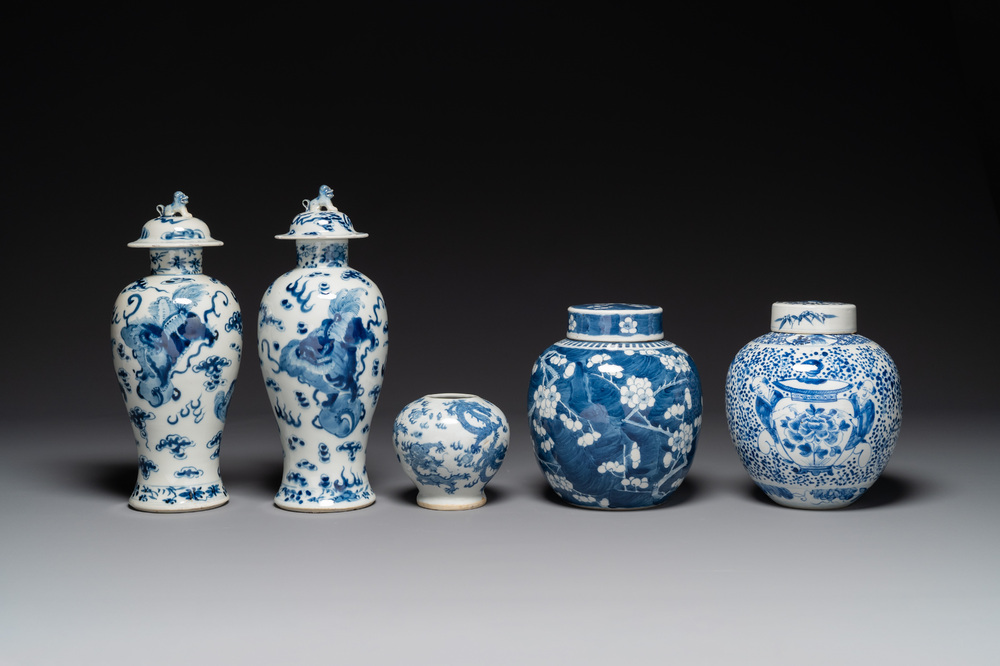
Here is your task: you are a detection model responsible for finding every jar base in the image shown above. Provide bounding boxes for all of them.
[416,493,487,511]
[764,495,863,510]
[559,499,664,511]
[756,483,871,510]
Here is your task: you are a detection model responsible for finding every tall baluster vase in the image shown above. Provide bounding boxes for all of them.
[258,186,388,512]
[111,192,242,512]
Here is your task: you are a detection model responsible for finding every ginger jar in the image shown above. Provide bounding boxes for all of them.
[528,304,702,510]
[725,301,902,509]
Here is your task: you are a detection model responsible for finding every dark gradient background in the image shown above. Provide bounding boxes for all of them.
[2,3,998,665]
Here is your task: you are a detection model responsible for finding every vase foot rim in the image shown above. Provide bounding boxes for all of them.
[273,497,376,513]
[128,497,229,513]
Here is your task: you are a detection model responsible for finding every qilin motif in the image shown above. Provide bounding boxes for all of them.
[118,284,220,408]
[262,286,382,438]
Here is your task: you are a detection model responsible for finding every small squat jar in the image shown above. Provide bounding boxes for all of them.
[725,301,902,509]
[528,304,702,510]
[392,394,510,510]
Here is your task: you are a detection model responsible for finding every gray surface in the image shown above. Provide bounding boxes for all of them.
[2,412,997,665]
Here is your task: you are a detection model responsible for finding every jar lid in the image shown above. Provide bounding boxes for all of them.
[127,191,223,248]
[276,185,368,240]
[566,304,664,342]
[771,301,857,334]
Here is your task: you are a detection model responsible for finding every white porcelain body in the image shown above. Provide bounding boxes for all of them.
[725,302,902,509]
[258,239,388,512]
[111,248,242,512]
[392,394,509,510]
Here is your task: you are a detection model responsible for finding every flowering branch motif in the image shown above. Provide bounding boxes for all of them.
[620,376,655,410]
[774,311,837,329]
[131,483,225,504]
[151,248,203,275]
[529,343,701,508]
[532,383,561,419]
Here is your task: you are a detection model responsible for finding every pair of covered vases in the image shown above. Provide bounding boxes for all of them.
[111,189,902,514]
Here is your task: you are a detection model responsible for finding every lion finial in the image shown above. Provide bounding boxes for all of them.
[303,185,338,212]
[157,191,191,218]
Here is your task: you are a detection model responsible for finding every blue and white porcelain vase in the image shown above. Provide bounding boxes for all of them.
[725,301,902,509]
[111,192,242,512]
[528,304,702,510]
[258,186,388,512]
[392,394,510,510]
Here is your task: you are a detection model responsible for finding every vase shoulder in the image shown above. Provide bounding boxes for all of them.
[258,266,387,341]
[264,264,379,288]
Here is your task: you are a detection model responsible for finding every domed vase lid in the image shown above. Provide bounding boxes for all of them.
[276,185,368,240]
[771,301,857,334]
[128,191,223,248]
[566,303,664,342]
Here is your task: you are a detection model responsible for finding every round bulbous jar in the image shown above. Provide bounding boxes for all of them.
[392,394,510,510]
[258,186,388,512]
[111,192,242,512]
[528,304,702,510]
[725,301,902,509]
